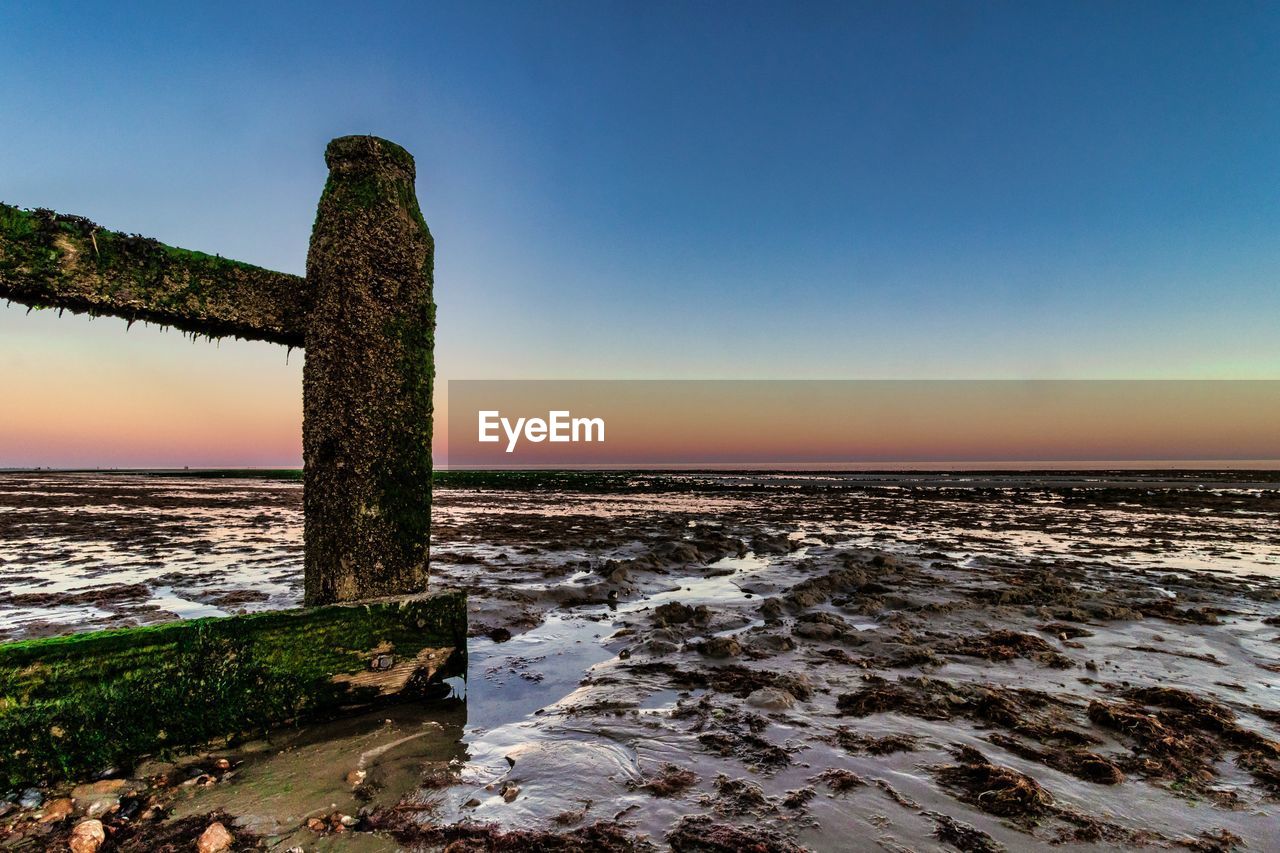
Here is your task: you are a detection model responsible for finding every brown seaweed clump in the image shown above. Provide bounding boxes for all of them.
[365,812,654,852]
[946,630,1074,668]
[986,733,1125,785]
[630,764,699,797]
[1090,687,1280,795]
[829,727,919,755]
[836,677,952,720]
[933,746,1054,822]
[928,812,1005,853]
[666,814,804,853]
[813,768,866,793]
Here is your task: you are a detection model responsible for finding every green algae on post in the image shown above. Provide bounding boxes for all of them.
[0,592,465,788]
[303,136,436,605]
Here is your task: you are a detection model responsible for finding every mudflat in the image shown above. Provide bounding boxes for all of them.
[0,470,1277,851]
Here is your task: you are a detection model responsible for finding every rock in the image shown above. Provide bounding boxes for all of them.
[653,602,695,625]
[793,621,838,640]
[72,778,128,816]
[640,638,679,656]
[38,797,73,823]
[744,633,796,656]
[699,636,742,658]
[501,781,521,802]
[68,819,105,853]
[17,788,42,809]
[306,817,327,832]
[758,598,785,620]
[345,769,367,786]
[338,813,357,827]
[214,758,232,770]
[197,821,234,853]
[747,687,797,710]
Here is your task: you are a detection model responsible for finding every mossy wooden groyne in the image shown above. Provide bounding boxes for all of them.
[0,592,465,787]
[0,135,435,607]
[0,137,464,787]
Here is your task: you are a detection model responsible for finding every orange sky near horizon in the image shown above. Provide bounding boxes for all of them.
[4,312,1280,470]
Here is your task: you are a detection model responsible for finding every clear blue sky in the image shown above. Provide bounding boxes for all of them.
[2,1,1278,464]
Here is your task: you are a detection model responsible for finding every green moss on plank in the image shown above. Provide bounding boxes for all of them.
[0,203,307,345]
[0,592,465,787]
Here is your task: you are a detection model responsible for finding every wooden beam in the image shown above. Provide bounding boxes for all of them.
[0,204,307,346]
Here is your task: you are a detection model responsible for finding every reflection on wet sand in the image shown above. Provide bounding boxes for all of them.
[0,471,1277,850]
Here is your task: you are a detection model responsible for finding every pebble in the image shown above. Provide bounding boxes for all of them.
[746,686,797,710]
[197,821,235,853]
[72,779,128,817]
[345,769,367,786]
[68,818,105,853]
[38,797,74,823]
[699,636,742,658]
[501,782,521,802]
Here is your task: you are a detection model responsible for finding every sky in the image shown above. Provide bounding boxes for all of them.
[2,1,1278,467]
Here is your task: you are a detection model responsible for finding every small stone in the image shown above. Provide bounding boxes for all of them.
[197,821,235,853]
[38,797,74,823]
[69,819,105,853]
[338,813,357,826]
[501,782,520,802]
[214,758,232,771]
[699,636,742,658]
[746,686,797,710]
[72,779,128,814]
[17,788,42,809]
[463,798,481,808]
[307,817,327,832]
[345,769,367,786]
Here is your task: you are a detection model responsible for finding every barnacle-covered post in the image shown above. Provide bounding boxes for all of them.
[303,136,435,605]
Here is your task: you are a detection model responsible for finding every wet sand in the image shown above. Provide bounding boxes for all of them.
[1,471,1277,851]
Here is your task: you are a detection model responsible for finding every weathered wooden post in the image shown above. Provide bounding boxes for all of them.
[0,137,462,786]
[304,136,435,605]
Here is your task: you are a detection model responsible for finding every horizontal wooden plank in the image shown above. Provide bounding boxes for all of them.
[0,204,307,345]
